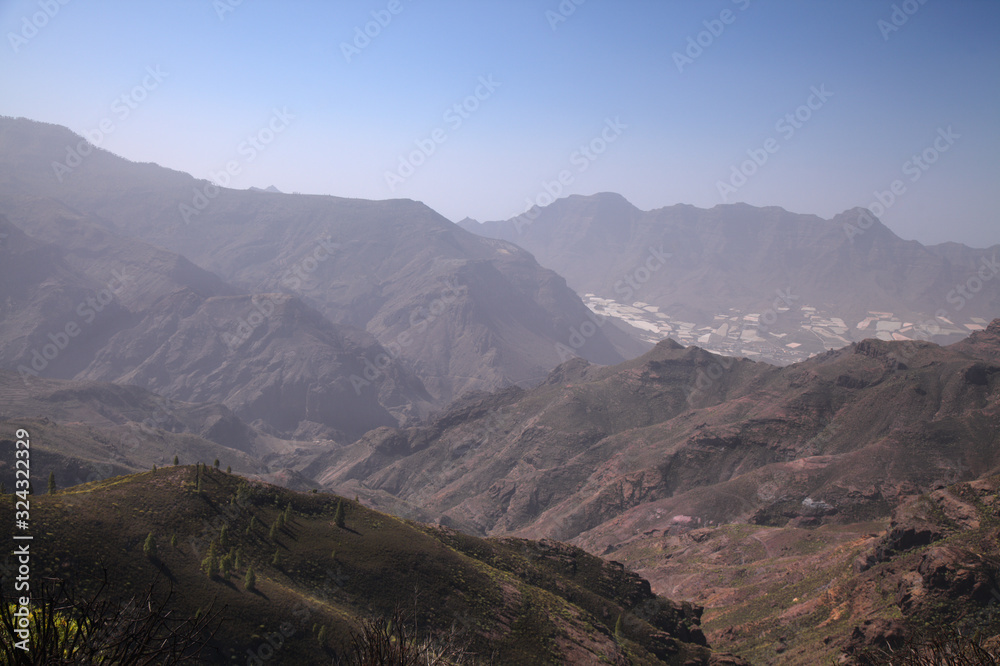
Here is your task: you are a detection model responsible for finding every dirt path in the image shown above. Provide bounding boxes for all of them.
[750,530,777,559]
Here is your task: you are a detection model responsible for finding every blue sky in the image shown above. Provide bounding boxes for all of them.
[1,0,998,247]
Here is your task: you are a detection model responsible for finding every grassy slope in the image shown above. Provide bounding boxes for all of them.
[0,466,719,665]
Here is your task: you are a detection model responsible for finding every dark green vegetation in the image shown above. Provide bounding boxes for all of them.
[0,465,736,664]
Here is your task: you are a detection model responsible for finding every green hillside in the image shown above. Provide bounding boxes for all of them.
[0,465,730,664]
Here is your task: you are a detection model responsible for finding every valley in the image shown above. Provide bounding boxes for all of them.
[0,117,997,664]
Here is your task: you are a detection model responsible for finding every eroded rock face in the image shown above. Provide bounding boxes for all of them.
[322,319,1000,552]
[845,618,907,654]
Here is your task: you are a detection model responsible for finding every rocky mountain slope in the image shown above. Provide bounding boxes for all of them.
[610,474,1000,663]
[463,193,999,363]
[0,213,433,440]
[307,321,999,663]
[314,322,1000,548]
[0,117,647,407]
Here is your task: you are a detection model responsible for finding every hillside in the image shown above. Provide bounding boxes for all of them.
[0,212,434,440]
[0,118,648,408]
[462,193,998,363]
[314,322,1000,547]
[305,322,1000,662]
[0,466,746,664]
[611,474,1000,663]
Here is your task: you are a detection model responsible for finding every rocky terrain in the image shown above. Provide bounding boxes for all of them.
[463,193,999,363]
[313,321,1000,546]
[0,118,647,411]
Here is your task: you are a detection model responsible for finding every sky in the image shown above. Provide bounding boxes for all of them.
[1,0,998,247]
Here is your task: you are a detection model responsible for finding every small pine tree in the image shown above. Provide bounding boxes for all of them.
[152,464,157,473]
[271,548,280,567]
[234,548,243,570]
[244,564,256,591]
[269,521,278,541]
[334,500,345,528]
[143,532,157,560]
[170,533,178,549]
[317,625,327,646]
[283,502,292,524]
[201,554,217,578]
[249,516,258,531]
[213,458,220,469]
[47,471,56,495]
[330,549,337,561]
[614,614,623,641]
[276,512,285,529]
[220,525,230,550]
[219,553,232,577]
[196,475,204,494]
[173,455,179,465]
[226,465,231,474]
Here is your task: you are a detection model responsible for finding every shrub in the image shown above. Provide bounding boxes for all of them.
[334,500,346,528]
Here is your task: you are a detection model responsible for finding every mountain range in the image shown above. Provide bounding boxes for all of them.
[0,115,997,663]
[0,117,646,439]
[462,193,999,364]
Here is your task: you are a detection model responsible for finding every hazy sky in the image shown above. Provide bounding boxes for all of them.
[2,0,998,247]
